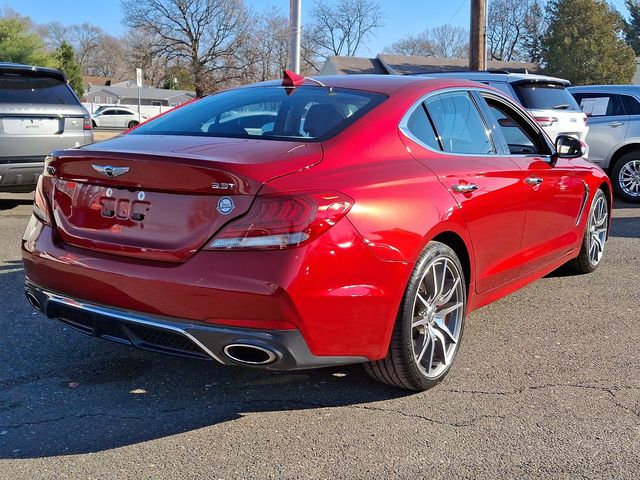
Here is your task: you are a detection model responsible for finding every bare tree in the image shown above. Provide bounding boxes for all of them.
[242,8,289,82]
[121,28,170,87]
[308,0,384,57]
[385,25,467,58]
[122,0,251,95]
[429,25,468,58]
[384,32,434,56]
[45,21,68,49]
[487,0,544,62]
[69,23,103,73]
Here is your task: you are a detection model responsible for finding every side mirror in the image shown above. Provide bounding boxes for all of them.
[552,135,586,165]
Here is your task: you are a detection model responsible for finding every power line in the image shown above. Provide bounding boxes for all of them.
[446,0,469,25]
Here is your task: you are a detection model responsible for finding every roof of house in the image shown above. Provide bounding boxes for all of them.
[85,85,196,100]
[319,54,539,76]
[82,75,113,86]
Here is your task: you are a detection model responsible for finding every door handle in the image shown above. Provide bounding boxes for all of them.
[609,121,625,128]
[525,176,544,186]
[451,183,478,193]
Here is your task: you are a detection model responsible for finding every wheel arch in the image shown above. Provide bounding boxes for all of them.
[430,230,472,296]
[607,142,640,173]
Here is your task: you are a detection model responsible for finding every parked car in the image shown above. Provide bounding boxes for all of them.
[420,71,588,143]
[569,85,640,203]
[23,75,611,391]
[91,106,149,129]
[0,63,93,192]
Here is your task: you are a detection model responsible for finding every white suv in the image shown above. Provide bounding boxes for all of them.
[420,72,588,142]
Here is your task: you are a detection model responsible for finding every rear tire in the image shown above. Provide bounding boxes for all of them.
[611,152,640,203]
[128,120,139,129]
[568,189,609,274]
[364,241,467,391]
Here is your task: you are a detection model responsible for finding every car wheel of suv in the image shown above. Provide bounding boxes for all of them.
[128,120,139,129]
[612,152,640,203]
[569,189,609,274]
[364,241,466,391]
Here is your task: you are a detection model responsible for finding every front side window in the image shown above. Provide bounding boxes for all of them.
[424,91,494,155]
[131,86,386,142]
[485,97,548,155]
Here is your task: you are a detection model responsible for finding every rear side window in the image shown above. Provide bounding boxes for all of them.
[572,93,624,117]
[622,95,640,115]
[132,86,386,142]
[405,103,441,150]
[0,72,79,105]
[425,91,494,155]
[513,83,580,112]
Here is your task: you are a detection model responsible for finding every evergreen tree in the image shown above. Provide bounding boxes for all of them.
[54,42,84,97]
[0,15,52,66]
[625,0,640,55]
[543,0,636,84]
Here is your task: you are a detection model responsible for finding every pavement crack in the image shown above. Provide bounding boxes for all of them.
[1,407,187,430]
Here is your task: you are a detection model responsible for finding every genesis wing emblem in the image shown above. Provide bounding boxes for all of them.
[92,164,130,178]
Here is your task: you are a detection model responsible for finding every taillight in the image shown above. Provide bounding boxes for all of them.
[33,176,51,225]
[83,115,92,130]
[534,116,558,127]
[207,191,353,250]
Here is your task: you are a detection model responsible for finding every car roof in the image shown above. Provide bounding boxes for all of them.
[416,71,570,86]
[252,74,498,96]
[568,85,640,93]
[0,62,67,82]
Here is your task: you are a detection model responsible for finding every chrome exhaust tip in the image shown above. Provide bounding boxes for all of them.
[223,343,278,365]
[25,291,42,311]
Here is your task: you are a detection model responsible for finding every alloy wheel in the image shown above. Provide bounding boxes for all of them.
[587,193,608,266]
[618,159,640,198]
[411,256,465,379]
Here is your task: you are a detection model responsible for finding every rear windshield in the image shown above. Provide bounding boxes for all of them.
[513,83,580,111]
[0,72,79,105]
[131,86,386,142]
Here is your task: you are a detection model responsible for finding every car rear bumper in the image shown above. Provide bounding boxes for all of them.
[24,283,367,369]
[22,217,409,361]
[0,157,44,191]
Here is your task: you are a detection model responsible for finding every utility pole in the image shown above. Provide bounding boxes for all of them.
[469,0,486,71]
[289,0,302,74]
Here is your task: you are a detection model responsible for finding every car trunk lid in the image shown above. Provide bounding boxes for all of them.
[47,134,323,262]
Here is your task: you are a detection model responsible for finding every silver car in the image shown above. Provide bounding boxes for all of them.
[0,63,93,192]
[569,85,640,203]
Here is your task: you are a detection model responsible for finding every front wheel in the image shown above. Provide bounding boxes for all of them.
[611,153,640,203]
[364,241,467,391]
[569,189,609,274]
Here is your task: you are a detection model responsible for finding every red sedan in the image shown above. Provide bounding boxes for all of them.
[22,74,611,390]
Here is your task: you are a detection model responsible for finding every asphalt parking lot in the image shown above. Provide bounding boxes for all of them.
[0,192,638,479]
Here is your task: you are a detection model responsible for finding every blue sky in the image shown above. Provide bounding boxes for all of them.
[5,0,476,55]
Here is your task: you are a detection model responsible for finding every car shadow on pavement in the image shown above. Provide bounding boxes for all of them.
[0,268,410,459]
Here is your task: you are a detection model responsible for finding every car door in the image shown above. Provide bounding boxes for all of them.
[479,92,586,274]
[572,92,629,167]
[114,109,129,128]
[401,90,528,293]
[98,109,117,128]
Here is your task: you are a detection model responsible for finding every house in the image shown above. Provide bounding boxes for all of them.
[318,54,539,76]
[83,84,196,107]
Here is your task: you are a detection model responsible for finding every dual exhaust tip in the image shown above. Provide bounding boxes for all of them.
[25,291,42,311]
[26,289,278,367]
[223,343,278,366]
